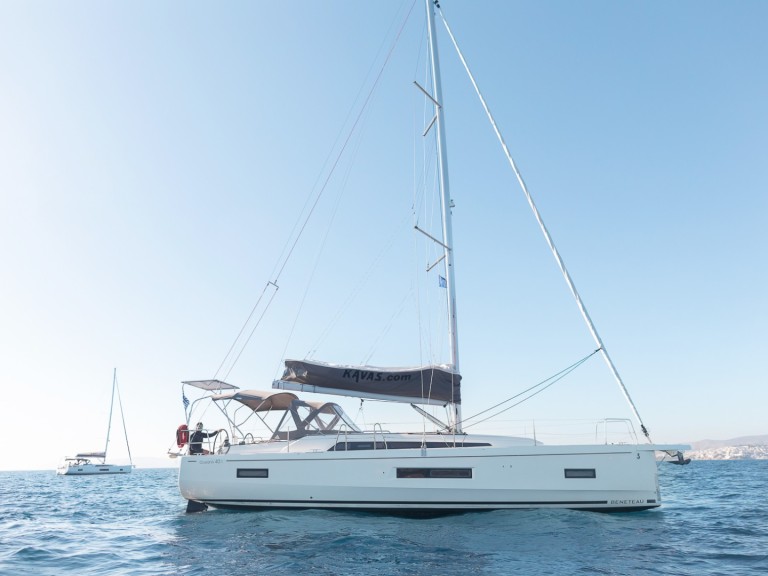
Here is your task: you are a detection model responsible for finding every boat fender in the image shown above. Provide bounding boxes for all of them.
[176,424,189,447]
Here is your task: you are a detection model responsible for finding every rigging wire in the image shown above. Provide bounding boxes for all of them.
[279,116,370,371]
[411,31,435,437]
[113,372,133,467]
[213,281,278,380]
[213,1,419,381]
[411,37,450,431]
[435,5,651,441]
[361,286,415,365]
[298,211,412,363]
[271,0,418,287]
[222,283,281,382]
[104,368,116,458]
[461,349,602,431]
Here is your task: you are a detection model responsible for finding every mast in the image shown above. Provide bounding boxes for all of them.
[426,0,462,432]
[104,367,117,462]
[115,371,134,467]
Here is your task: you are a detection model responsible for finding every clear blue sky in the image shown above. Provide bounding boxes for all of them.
[2,1,766,471]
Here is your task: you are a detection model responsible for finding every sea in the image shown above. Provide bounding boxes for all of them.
[1,461,765,576]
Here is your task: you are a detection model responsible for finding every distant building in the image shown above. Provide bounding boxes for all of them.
[687,444,768,460]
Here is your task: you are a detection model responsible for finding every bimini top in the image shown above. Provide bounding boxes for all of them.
[210,389,299,412]
[274,359,461,406]
[210,388,361,438]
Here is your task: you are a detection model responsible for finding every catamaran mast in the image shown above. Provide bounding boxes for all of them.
[426,0,462,433]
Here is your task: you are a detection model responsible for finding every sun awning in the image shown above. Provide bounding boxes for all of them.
[182,379,239,391]
[274,359,461,405]
[210,389,299,412]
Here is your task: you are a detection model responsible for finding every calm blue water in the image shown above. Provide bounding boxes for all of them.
[1,461,766,575]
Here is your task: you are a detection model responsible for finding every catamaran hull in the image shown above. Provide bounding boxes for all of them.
[57,464,132,475]
[179,444,666,512]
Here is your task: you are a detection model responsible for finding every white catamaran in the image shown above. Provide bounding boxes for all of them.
[173,0,687,513]
[58,369,133,475]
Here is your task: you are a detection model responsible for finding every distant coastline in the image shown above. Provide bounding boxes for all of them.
[686,434,768,460]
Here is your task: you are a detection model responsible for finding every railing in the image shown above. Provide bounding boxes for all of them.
[372,423,387,451]
[332,424,352,451]
[447,417,641,445]
[595,418,638,445]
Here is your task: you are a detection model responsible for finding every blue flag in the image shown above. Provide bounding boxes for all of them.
[182,392,190,409]
[438,275,447,288]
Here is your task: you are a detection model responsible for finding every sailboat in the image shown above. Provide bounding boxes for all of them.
[173,0,687,512]
[58,369,133,475]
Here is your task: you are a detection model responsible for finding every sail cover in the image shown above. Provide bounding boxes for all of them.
[75,452,106,459]
[274,359,461,405]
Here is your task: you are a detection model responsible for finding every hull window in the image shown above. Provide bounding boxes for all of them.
[331,441,491,452]
[237,468,269,478]
[397,468,472,479]
[564,468,597,479]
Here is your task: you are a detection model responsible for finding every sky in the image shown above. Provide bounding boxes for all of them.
[1,0,766,472]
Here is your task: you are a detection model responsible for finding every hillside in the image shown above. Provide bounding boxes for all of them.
[686,434,768,460]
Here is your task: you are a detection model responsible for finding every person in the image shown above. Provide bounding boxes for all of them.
[189,422,219,455]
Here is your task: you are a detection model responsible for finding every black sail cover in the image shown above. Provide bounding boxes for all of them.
[278,359,461,405]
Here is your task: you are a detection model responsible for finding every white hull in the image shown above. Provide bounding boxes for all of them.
[179,434,678,512]
[174,1,691,514]
[57,463,132,476]
[58,369,133,476]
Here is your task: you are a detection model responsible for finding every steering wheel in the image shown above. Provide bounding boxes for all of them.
[212,429,230,454]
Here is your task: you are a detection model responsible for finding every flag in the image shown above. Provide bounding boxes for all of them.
[438,275,447,288]
[182,392,190,409]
